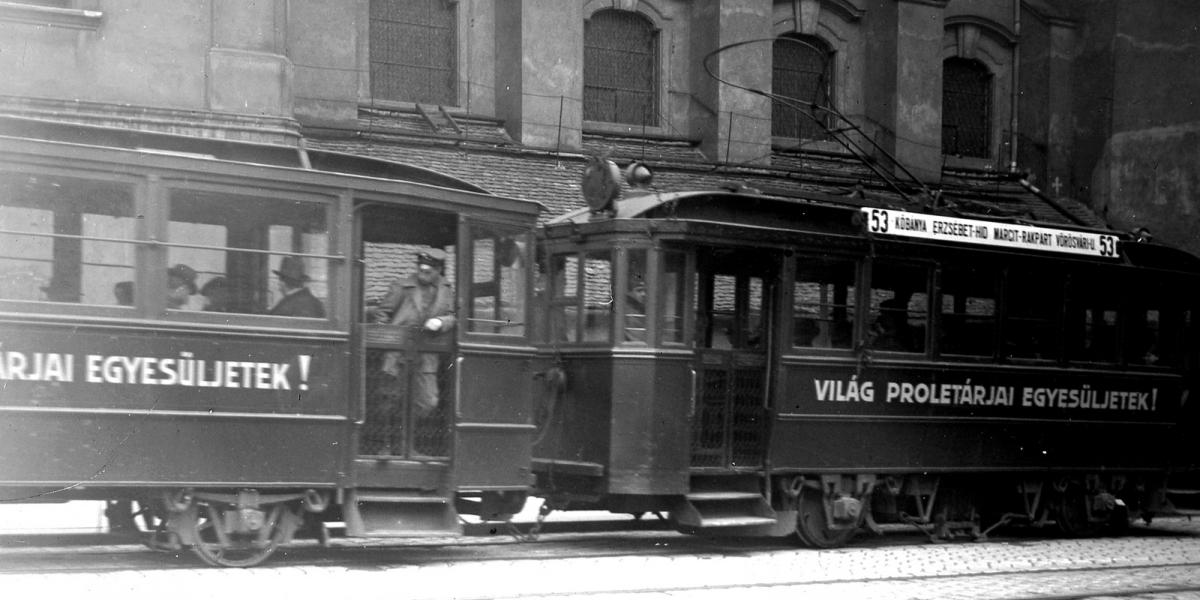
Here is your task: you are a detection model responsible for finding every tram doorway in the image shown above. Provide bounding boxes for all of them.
[691,248,780,469]
[355,205,459,461]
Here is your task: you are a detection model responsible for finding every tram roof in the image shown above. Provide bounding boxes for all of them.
[0,116,541,216]
[546,188,1100,233]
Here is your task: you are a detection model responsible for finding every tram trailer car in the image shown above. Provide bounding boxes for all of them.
[531,186,1200,547]
[0,135,542,566]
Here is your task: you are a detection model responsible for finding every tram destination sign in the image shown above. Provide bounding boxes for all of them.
[861,208,1119,258]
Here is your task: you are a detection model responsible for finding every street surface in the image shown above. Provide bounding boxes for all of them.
[3,514,1200,600]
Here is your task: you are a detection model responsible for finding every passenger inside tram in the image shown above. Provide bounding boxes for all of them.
[113,281,133,306]
[200,276,232,312]
[870,297,914,352]
[167,264,206,310]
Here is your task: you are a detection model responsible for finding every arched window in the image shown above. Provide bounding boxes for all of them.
[369,0,457,106]
[772,35,833,140]
[584,9,659,127]
[942,57,992,158]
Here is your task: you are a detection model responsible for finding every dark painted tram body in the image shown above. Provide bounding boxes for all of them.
[533,189,1200,545]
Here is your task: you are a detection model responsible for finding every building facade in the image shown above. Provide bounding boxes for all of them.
[1,0,1197,251]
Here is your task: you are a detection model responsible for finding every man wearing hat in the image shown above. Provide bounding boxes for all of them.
[268,256,325,318]
[374,250,456,417]
[167,264,206,310]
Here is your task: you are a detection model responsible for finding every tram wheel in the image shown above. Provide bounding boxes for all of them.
[794,487,858,549]
[187,501,293,568]
[1053,488,1103,537]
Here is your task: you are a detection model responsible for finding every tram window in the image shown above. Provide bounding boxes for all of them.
[793,257,856,349]
[1123,278,1182,367]
[549,253,578,342]
[0,173,136,306]
[623,250,648,343]
[582,252,613,342]
[662,251,686,344]
[546,251,612,343]
[710,274,737,349]
[169,190,329,317]
[1065,272,1119,364]
[467,225,528,336]
[706,273,766,350]
[1003,267,1062,360]
[938,265,997,357]
[868,262,929,353]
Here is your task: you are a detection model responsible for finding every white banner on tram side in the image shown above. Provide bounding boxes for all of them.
[860,207,1120,258]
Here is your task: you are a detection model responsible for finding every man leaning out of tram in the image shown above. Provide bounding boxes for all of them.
[371,250,456,415]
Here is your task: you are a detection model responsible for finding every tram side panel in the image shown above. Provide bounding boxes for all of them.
[607,353,692,495]
[0,322,347,490]
[532,355,614,483]
[770,360,1183,473]
[453,348,536,490]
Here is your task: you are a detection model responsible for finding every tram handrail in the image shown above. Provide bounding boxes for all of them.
[0,227,345,261]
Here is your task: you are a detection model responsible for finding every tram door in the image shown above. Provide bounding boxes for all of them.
[691,248,780,469]
[355,205,460,461]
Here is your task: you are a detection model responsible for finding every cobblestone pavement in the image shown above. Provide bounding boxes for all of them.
[2,518,1200,600]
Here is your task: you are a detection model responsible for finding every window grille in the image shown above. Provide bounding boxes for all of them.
[942,57,992,158]
[369,0,457,106]
[772,35,833,140]
[584,9,658,127]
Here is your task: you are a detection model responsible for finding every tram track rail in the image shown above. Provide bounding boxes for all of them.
[5,522,1200,600]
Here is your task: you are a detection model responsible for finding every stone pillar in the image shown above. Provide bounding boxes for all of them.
[690,0,773,165]
[864,0,947,185]
[495,0,583,151]
[207,0,293,118]
[1044,18,1076,198]
[288,0,357,128]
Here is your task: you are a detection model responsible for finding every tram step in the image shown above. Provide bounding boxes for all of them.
[686,492,765,502]
[343,489,461,538]
[690,516,778,528]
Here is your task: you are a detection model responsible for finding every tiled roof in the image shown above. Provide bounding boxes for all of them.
[303,110,1107,230]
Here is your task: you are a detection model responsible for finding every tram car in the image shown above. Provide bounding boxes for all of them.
[529,166,1200,548]
[0,133,541,566]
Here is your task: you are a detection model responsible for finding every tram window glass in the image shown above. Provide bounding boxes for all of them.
[868,262,929,353]
[793,257,856,349]
[710,274,737,349]
[707,273,766,350]
[623,249,648,343]
[168,190,329,317]
[549,253,579,342]
[662,251,686,344]
[0,173,136,306]
[467,225,528,336]
[938,265,997,357]
[1065,271,1119,364]
[1003,266,1062,360]
[1122,278,1182,367]
[582,252,613,342]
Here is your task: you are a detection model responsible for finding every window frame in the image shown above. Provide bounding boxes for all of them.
[865,257,934,356]
[0,166,144,318]
[942,56,994,159]
[582,7,666,136]
[933,260,1001,361]
[365,0,461,110]
[461,219,534,342]
[788,253,859,354]
[158,179,340,328]
[771,34,835,143]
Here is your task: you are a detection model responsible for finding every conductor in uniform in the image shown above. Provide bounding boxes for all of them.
[374,250,456,416]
